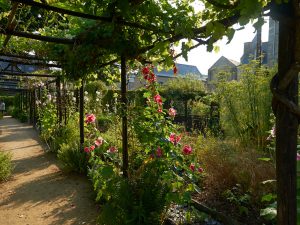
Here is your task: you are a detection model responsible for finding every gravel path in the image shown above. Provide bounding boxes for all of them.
[0,116,98,225]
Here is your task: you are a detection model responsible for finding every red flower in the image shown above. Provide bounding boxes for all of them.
[182,145,192,155]
[168,108,176,117]
[189,163,195,172]
[142,67,150,75]
[173,65,178,74]
[85,114,96,123]
[154,94,163,105]
[169,133,181,145]
[198,167,204,173]
[90,145,95,151]
[157,108,163,113]
[84,147,90,153]
[156,147,163,158]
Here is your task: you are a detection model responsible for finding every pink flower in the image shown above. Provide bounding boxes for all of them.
[142,67,150,75]
[154,94,163,105]
[198,167,204,173]
[169,133,181,145]
[168,108,176,117]
[108,146,118,153]
[297,153,300,161]
[84,147,90,153]
[157,108,163,113]
[156,147,163,158]
[182,145,192,155]
[95,137,103,146]
[190,163,195,172]
[85,114,96,123]
[90,145,95,151]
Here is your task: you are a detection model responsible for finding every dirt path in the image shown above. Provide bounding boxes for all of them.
[0,116,99,225]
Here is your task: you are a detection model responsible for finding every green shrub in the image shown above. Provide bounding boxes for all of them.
[216,60,274,148]
[57,142,88,174]
[11,108,28,123]
[0,151,13,181]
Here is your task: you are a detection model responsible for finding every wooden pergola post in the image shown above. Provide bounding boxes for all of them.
[56,77,62,124]
[272,2,299,224]
[79,80,84,150]
[121,54,128,178]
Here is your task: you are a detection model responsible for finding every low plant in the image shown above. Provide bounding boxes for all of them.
[57,142,88,174]
[0,151,13,181]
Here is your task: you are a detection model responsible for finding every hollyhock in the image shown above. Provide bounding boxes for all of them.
[154,94,163,105]
[90,145,95,151]
[85,114,96,123]
[198,167,204,173]
[182,145,192,155]
[84,147,90,153]
[156,147,163,158]
[173,65,178,74]
[142,67,150,75]
[108,146,118,153]
[168,108,176,117]
[189,163,195,172]
[95,137,103,146]
[169,133,181,145]
[157,108,163,113]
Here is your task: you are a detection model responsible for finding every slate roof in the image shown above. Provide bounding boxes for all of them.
[153,63,202,78]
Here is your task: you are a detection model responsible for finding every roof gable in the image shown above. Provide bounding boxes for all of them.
[209,56,240,71]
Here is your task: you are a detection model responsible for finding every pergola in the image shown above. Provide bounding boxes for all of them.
[0,1,299,224]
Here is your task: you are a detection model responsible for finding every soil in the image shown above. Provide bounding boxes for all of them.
[0,116,99,225]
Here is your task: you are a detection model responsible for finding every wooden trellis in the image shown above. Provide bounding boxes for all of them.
[0,1,299,224]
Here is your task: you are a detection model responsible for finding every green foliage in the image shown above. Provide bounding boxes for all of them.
[0,151,13,181]
[89,160,170,225]
[216,60,274,148]
[57,142,88,174]
[11,108,28,123]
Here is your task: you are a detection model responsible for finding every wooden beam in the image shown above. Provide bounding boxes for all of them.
[2,2,19,48]
[12,0,161,33]
[0,52,59,62]
[0,29,74,44]
[0,71,57,77]
[12,0,112,22]
[0,58,62,68]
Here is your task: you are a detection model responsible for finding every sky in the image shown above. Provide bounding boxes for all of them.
[177,17,270,75]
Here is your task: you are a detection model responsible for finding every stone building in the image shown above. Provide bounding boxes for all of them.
[208,56,240,82]
[240,17,279,66]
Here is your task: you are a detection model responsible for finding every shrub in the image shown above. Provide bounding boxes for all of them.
[216,60,274,149]
[57,142,88,174]
[0,151,13,181]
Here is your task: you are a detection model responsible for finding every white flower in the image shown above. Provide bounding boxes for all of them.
[96,98,99,102]
[72,97,76,101]
[47,94,52,101]
[84,91,88,95]
[96,91,101,95]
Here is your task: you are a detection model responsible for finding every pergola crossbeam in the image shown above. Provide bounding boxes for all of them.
[0,71,58,77]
